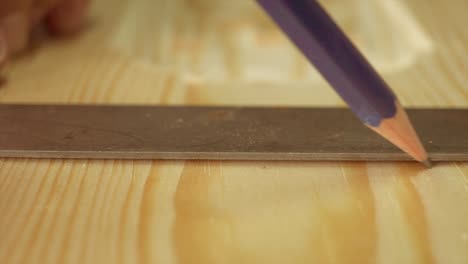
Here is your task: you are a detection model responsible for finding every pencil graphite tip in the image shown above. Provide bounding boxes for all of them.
[422,159,432,168]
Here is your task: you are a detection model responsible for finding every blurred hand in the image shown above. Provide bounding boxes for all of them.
[0,0,89,65]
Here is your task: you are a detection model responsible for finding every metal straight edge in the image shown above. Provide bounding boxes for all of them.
[0,104,467,161]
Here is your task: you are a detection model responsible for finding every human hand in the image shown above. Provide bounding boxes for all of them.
[0,0,89,65]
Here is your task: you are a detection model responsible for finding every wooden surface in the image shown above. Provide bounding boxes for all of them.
[0,0,467,263]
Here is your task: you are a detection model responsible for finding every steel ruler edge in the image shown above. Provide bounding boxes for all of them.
[0,104,466,161]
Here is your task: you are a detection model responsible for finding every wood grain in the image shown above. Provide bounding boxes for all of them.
[0,0,467,263]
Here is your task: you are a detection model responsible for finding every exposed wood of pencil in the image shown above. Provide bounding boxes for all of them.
[369,103,429,162]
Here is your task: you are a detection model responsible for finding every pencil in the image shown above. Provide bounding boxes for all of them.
[256,0,431,167]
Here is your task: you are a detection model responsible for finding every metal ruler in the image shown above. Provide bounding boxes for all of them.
[0,105,466,161]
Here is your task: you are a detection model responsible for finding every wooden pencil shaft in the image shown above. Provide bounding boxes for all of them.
[0,105,466,161]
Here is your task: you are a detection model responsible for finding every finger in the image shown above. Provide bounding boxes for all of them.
[45,0,90,35]
[30,0,61,25]
[0,12,30,55]
[0,0,30,18]
[0,29,8,67]
[0,1,31,68]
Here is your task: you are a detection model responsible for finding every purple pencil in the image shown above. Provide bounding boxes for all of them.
[256,0,430,166]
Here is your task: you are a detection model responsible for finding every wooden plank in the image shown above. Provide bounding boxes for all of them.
[0,0,467,264]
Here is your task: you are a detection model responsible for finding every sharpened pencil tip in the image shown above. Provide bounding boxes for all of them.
[422,159,432,168]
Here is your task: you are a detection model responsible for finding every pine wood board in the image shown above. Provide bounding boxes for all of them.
[0,0,467,263]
